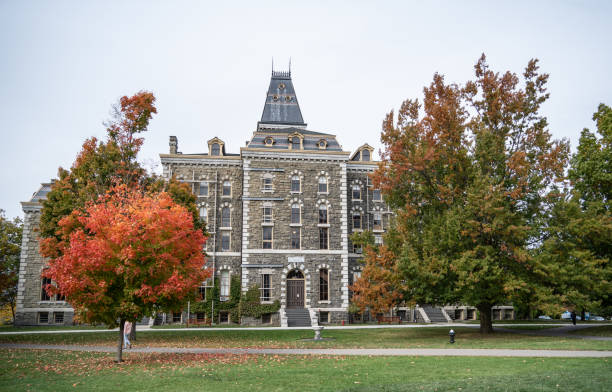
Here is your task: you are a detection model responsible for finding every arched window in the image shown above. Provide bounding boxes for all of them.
[318,176,328,193]
[221,207,230,227]
[291,175,300,193]
[318,204,328,224]
[222,181,231,196]
[211,143,220,156]
[353,212,361,229]
[319,269,329,301]
[361,149,370,161]
[291,203,301,224]
[287,270,304,279]
[352,185,361,200]
[220,270,230,301]
[200,206,208,224]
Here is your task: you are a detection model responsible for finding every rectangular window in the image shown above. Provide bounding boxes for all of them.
[291,206,300,224]
[222,181,231,196]
[199,182,208,196]
[261,313,272,324]
[220,271,230,301]
[198,286,207,300]
[262,226,273,249]
[318,206,328,224]
[373,213,382,230]
[291,177,300,192]
[319,227,329,250]
[352,185,361,200]
[38,312,49,324]
[260,274,271,302]
[373,189,382,201]
[319,269,329,301]
[292,137,300,150]
[221,231,230,251]
[353,243,362,254]
[262,177,273,191]
[219,311,229,324]
[41,277,51,301]
[290,227,300,249]
[319,311,330,324]
[263,207,272,223]
[200,207,208,224]
[54,312,64,324]
[353,213,361,229]
[375,235,383,245]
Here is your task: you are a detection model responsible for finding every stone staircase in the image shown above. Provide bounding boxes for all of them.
[419,305,450,323]
[285,308,312,327]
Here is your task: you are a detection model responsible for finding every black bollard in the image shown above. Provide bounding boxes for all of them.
[449,329,455,344]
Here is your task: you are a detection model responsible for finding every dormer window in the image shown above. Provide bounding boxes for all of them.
[291,137,300,150]
[211,143,220,156]
[264,137,275,146]
[361,149,370,161]
[318,139,327,150]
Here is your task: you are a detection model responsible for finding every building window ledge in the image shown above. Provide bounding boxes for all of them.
[352,228,363,232]
[219,227,233,231]
[317,192,329,196]
[289,223,302,227]
[261,222,274,227]
[318,300,331,304]
[290,191,302,195]
[260,301,274,305]
[372,229,384,233]
[317,224,330,228]
[262,189,275,193]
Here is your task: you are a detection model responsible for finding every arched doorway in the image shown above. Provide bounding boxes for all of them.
[286,270,305,308]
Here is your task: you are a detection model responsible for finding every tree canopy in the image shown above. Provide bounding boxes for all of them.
[355,55,570,332]
[0,210,22,323]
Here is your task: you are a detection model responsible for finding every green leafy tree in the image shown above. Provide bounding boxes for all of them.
[0,210,22,323]
[367,55,569,333]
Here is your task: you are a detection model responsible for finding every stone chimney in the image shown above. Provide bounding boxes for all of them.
[169,136,178,154]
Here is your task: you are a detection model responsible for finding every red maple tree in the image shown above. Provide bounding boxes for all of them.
[41,184,208,362]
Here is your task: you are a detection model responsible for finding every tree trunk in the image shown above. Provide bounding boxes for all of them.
[129,323,136,341]
[10,304,15,324]
[116,319,125,363]
[477,304,493,334]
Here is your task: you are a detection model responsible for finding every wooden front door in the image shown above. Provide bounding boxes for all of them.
[287,279,304,308]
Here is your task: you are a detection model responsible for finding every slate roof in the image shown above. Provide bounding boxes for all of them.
[258,71,306,127]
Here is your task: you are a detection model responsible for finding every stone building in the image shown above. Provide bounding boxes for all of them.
[14,69,391,327]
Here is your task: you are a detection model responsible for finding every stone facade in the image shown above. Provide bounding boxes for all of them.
[14,69,389,326]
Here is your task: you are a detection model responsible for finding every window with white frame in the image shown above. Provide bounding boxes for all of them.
[260,274,271,302]
[291,203,301,224]
[221,207,231,227]
[221,232,230,251]
[199,181,208,196]
[353,242,362,254]
[319,269,329,301]
[373,212,382,230]
[290,227,300,249]
[318,204,328,224]
[352,212,362,230]
[222,181,231,197]
[262,226,273,249]
[262,205,273,223]
[318,176,328,193]
[352,184,362,200]
[220,270,230,301]
[291,175,300,193]
[262,174,273,191]
[373,189,382,201]
[374,235,383,245]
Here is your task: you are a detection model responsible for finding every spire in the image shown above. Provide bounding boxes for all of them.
[258,61,306,129]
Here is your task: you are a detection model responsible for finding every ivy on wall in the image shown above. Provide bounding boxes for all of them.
[189,276,279,323]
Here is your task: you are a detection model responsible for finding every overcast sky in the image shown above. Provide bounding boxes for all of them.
[1,0,610,219]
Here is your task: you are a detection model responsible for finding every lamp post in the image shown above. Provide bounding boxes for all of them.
[449,329,455,344]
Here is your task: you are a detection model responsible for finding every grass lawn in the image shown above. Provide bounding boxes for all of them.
[0,349,610,392]
[570,326,612,337]
[2,327,612,351]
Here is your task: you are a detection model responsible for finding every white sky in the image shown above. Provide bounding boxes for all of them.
[1,0,610,219]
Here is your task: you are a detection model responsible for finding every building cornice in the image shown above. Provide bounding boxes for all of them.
[21,201,42,212]
[160,154,242,166]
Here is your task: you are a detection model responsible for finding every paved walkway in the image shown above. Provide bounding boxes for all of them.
[1,343,611,357]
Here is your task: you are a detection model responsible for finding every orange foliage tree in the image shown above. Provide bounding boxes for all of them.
[41,185,208,362]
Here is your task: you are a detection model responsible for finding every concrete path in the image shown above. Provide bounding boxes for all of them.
[1,343,611,357]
